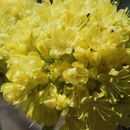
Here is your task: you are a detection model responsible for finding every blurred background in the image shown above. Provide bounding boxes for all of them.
[118,0,130,9]
[0,0,130,130]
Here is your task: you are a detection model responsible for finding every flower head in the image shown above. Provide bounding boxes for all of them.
[0,0,130,129]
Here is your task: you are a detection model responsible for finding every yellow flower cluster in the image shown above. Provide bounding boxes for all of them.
[0,0,130,129]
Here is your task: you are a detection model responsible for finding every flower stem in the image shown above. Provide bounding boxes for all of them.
[42,125,55,130]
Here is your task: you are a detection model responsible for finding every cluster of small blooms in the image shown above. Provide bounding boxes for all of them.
[0,0,130,129]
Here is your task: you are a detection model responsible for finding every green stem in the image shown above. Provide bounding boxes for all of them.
[42,125,55,130]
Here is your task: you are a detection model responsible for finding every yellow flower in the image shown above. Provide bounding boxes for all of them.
[1,83,25,104]
[49,61,71,81]
[63,62,88,85]
[0,0,130,129]
[56,94,68,110]
[6,52,48,86]
[0,0,36,17]
[48,28,76,58]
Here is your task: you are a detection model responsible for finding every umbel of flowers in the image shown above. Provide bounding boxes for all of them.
[0,0,130,129]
